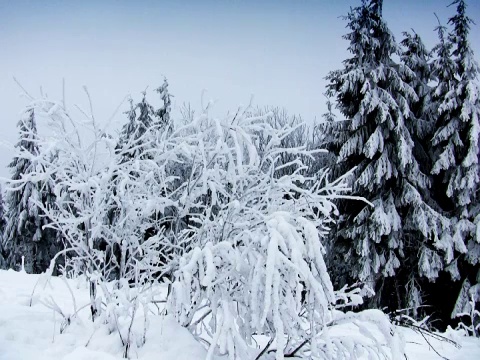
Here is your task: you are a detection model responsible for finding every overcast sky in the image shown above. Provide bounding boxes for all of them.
[0,0,479,179]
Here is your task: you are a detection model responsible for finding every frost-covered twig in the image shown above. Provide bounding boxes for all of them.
[392,314,460,348]
[255,336,274,360]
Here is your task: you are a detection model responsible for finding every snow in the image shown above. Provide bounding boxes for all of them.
[402,328,480,360]
[0,269,479,360]
[0,269,210,360]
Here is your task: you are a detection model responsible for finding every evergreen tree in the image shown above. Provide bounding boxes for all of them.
[431,0,479,216]
[3,109,61,273]
[400,27,467,325]
[106,81,174,279]
[325,0,448,314]
[155,78,172,129]
[116,79,172,161]
[110,90,157,235]
[430,0,480,321]
[116,94,155,161]
[400,31,435,142]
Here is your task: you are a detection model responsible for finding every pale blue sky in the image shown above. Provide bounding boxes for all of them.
[0,0,479,178]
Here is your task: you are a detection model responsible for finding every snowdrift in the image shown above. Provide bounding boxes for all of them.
[0,269,479,360]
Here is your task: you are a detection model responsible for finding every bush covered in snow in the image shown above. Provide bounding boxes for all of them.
[0,84,407,359]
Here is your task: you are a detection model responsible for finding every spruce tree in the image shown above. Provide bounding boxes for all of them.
[106,82,173,278]
[326,0,448,314]
[400,31,435,142]
[116,94,155,161]
[3,109,61,273]
[116,79,172,160]
[430,0,480,320]
[155,78,172,129]
[431,0,479,216]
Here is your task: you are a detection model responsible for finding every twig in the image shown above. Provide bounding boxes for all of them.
[107,95,129,127]
[29,275,46,307]
[52,307,56,343]
[285,338,310,358]
[61,276,78,315]
[396,320,460,348]
[255,336,274,360]
[83,86,95,123]
[189,309,212,329]
[417,328,450,360]
[85,326,98,347]
[13,77,34,100]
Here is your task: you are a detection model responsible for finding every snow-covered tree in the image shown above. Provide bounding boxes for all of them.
[247,106,318,178]
[11,88,189,345]
[325,0,449,314]
[105,81,175,280]
[166,106,403,360]
[13,97,156,322]
[3,109,61,273]
[400,31,435,142]
[116,94,155,161]
[430,0,480,327]
[116,78,172,161]
[155,78,172,129]
[431,0,479,216]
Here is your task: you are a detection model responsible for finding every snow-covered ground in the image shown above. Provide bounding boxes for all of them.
[0,269,479,360]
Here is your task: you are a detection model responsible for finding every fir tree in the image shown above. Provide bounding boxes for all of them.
[325,0,448,314]
[3,109,61,273]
